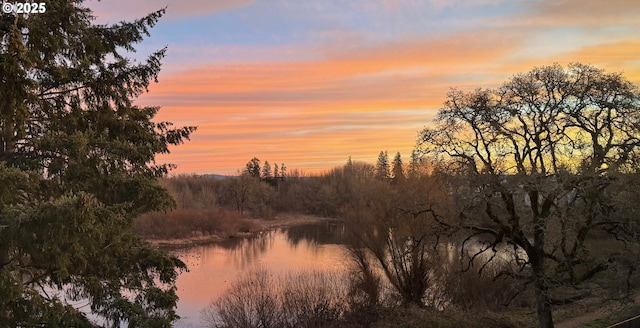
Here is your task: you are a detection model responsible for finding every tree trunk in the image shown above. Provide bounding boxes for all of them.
[532,256,554,328]
[535,277,554,328]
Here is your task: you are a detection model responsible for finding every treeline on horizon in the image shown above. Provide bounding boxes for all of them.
[133,150,435,239]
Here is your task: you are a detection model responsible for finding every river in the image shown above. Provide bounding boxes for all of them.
[170,221,351,328]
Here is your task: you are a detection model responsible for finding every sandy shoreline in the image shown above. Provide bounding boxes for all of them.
[146,213,337,249]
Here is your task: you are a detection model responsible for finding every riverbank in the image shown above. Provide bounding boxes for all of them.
[554,289,640,328]
[139,212,337,248]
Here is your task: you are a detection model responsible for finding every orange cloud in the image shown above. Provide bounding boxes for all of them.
[560,40,640,81]
[155,107,434,175]
[139,29,526,175]
[487,39,640,85]
[143,29,523,113]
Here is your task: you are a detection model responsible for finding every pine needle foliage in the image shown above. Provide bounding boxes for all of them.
[0,1,195,326]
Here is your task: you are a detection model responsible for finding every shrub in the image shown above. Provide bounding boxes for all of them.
[202,269,281,328]
[134,207,257,239]
[202,269,349,328]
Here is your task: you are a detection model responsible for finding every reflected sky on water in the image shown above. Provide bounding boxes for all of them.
[171,221,350,328]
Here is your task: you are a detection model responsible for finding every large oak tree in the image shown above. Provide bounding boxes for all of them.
[418,63,640,328]
[1,1,195,326]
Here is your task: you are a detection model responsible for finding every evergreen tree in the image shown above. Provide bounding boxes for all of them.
[280,163,287,180]
[408,149,421,178]
[273,163,279,179]
[344,156,354,176]
[0,2,195,326]
[244,157,261,178]
[346,156,353,167]
[391,152,405,184]
[375,151,390,180]
[262,161,272,179]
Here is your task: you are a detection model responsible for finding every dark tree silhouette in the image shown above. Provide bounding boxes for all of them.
[245,157,262,178]
[375,150,390,180]
[0,2,195,326]
[391,152,405,184]
[418,63,640,328]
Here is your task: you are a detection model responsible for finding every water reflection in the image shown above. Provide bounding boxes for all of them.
[171,221,350,328]
[286,221,351,247]
[217,231,275,269]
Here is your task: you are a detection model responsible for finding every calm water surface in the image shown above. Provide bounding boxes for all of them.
[171,221,351,328]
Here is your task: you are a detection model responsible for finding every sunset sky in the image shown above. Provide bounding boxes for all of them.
[89,0,640,175]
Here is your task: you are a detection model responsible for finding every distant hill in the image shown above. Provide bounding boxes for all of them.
[201,174,236,180]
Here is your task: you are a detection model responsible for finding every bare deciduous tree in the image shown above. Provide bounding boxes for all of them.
[344,173,448,308]
[418,63,640,328]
